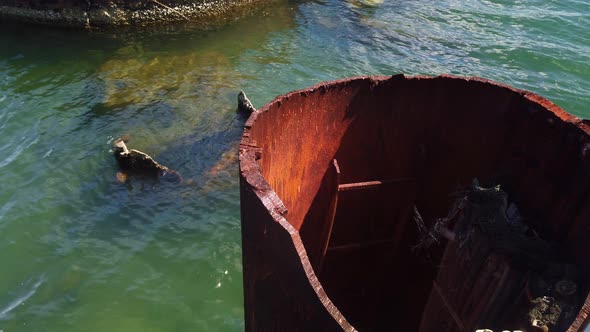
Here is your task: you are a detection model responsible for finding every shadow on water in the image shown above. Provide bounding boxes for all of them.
[156,109,249,184]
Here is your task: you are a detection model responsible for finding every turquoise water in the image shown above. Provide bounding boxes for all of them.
[0,0,588,331]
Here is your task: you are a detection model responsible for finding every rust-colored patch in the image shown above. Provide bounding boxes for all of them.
[239,74,590,331]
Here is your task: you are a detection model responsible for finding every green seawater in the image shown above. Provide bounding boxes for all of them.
[0,0,588,331]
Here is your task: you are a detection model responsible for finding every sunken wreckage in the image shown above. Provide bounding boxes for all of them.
[238,75,590,332]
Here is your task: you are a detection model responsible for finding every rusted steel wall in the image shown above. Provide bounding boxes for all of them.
[247,79,367,230]
[239,74,590,331]
[239,179,350,331]
[240,120,356,331]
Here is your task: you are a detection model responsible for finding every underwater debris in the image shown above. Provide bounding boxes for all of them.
[112,137,182,183]
[529,296,561,332]
[414,179,553,267]
[414,179,585,332]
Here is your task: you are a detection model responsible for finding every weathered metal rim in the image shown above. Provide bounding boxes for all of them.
[238,74,590,332]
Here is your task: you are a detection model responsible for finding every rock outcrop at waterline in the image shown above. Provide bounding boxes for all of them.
[113,138,183,183]
[0,0,273,27]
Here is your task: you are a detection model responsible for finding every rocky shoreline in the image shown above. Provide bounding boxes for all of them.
[0,0,273,28]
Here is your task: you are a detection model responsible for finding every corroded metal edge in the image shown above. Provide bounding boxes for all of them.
[568,293,590,332]
[239,118,357,331]
[440,74,590,133]
[239,74,590,331]
[248,73,589,134]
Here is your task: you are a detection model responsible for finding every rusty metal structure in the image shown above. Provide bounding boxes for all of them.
[238,74,590,331]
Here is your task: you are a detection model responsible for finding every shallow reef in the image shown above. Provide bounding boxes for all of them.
[98,49,235,107]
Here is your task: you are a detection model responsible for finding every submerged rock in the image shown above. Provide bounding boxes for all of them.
[113,137,182,183]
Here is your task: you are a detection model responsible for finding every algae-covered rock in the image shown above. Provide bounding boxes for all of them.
[0,0,277,28]
[113,138,183,183]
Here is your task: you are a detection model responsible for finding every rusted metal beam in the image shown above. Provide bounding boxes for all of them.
[318,159,341,274]
[327,238,396,252]
[338,178,415,192]
[433,281,466,331]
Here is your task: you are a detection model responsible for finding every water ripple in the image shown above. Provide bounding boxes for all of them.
[0,201,16,228]
[0,133,39,169]
[0,275,45,320]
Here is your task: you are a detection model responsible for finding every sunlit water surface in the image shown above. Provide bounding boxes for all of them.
[0,0,588,331]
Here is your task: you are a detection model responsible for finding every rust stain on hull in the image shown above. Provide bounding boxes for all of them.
[239,74,590,331]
